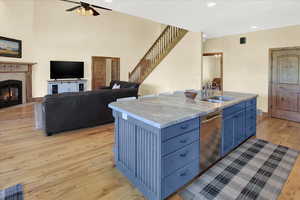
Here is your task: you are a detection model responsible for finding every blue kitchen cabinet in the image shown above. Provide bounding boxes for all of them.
[222,110,245,155]
[245,105,257,138]
[234,110,246,146]
[111,96,257,200]
[222,115,235,155]
[113,112,200,200]
[222,98,257,156]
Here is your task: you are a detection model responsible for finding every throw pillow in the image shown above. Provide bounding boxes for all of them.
[112,83,121,89]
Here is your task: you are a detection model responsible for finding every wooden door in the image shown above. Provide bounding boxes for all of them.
[271,49,300,122]
[92,57,107,90]
[111,59,120,81]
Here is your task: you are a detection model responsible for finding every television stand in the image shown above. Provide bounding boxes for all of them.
[47,79,87,95]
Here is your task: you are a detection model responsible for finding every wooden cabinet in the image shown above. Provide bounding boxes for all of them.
[47,80,87,95]
[222,98,257,156]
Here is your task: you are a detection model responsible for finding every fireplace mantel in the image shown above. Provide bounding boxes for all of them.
[0,61,37,103]
[0,61,37,65]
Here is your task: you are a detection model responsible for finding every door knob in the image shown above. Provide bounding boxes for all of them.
[181,124,189,130]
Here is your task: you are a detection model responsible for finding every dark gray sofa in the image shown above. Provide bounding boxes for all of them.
[36,83,139,136]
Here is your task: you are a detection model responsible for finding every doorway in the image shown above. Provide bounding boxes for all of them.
[202,52,223,91]
[92,56,120,90]
[269,47,300,122]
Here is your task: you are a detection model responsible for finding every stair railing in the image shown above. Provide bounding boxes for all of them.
[129,25,188,83]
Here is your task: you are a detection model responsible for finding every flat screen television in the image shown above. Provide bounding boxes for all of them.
[50,61,84,79]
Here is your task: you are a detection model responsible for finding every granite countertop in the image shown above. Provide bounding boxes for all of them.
[108,91,258,129]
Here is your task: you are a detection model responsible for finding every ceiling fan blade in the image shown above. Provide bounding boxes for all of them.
[60,0,81,4]
[91,5,112,11]
[90,7,100,16]
[66,5,81,11]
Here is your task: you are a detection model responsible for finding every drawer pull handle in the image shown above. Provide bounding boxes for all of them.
[180,139,187,143]
[179,170,188,177]
[181,124,189,130]
[180,151,188,157]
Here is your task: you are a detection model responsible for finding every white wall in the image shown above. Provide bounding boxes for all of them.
[0,0,35,62]
[0,0,162,97]
[140,32,203,95]
[204,25,300,112]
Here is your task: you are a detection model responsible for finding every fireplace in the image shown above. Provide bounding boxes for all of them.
[0,80,22,108]
[0,61,36,105]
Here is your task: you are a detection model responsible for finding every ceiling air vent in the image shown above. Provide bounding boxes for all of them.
[240,37,246,44]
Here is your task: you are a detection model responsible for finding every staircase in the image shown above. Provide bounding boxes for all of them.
[129,25,188,83]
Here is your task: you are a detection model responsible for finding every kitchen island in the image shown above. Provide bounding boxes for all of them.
[109,91,258,200]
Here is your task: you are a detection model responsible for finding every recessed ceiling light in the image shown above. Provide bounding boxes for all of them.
[207,2,217,7]
[251,26,258,29]
[105,0,112,2]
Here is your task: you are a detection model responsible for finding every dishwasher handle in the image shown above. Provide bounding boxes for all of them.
[201,113,222,124]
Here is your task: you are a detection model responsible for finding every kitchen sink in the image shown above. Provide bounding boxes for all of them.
[202,96,234,103]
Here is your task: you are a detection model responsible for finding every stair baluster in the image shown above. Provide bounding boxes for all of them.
[129,25,188,83]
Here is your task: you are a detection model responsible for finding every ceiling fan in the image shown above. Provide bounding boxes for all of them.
[60,0,112,16]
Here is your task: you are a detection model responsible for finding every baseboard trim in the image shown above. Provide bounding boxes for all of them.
[257,112,269,124]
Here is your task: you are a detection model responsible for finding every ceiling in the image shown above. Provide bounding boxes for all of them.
[83,0,300,38]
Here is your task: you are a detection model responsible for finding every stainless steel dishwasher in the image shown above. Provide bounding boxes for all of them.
[200,111,222,170]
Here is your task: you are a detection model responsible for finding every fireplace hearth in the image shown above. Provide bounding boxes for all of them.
[0,80,22,108]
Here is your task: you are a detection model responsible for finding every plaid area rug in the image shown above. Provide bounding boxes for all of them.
[0,184,23,200]
[179,139,299,200]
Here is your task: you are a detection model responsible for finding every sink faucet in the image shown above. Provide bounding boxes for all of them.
[202,83,210,98]
[202,82,216,98]
[202,86,207,97]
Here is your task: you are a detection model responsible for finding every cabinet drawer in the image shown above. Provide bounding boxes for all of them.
[246,98,257,108]
[163,160,199,198]
[163,141,199,177]
[223,102,245,117]
[162,129,199,156]
[162,118,200,141]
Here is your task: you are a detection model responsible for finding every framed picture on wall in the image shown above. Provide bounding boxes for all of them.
[0,36,22,58]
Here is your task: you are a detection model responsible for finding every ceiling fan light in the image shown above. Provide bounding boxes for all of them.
[87,9,94,16]
[64,1,108,17]
[75,7,94,16]
[82,7,87,16]
[76,7,81,14]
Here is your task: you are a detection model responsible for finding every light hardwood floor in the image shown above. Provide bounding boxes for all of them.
[0,104,299,200]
